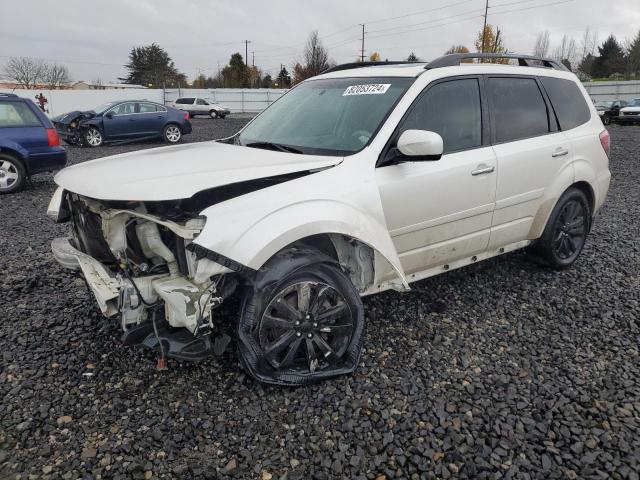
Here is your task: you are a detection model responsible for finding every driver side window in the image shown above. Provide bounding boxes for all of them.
[400,78,482,154]
[110,102,136,115]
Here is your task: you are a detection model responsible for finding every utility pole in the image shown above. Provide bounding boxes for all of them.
[481,0,489,55]
[252,51,255,67]
[360,24,365,62]
[244,40,252,66]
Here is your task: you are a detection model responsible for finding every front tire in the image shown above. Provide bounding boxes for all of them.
[0,154,26,194]
[84,127,103,147]
[163,124,182,143]
[209,110,218,119]
[532,188,591,269]
[237,249,364,386]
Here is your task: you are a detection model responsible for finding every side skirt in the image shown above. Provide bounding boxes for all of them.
[362,239,532,296]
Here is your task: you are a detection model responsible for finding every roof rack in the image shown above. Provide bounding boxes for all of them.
[0,93,18,98]
[425,53,568,71]
[323,60,423,74]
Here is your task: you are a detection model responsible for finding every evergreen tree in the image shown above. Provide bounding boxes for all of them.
[591,35,626,78]
[627,30,640,77]
[123,43,186,87]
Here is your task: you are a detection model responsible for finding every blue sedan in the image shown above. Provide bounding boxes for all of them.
[0,93,66,194]
[52,100,192,147]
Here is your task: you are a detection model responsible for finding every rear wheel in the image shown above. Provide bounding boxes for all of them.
[84,127,103,147]
[163,124,182,143]
[0,154,26,194]
[531,188,590,269]
[602,114,611,125]
[237,249,364,385]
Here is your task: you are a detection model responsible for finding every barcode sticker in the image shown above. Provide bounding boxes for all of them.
[343,84,391,96]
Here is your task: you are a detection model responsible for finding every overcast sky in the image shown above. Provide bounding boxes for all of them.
[2,0,639,83]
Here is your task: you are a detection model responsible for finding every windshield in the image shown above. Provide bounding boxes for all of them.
[238,77,413,156]
[94,102,117,114]
[595,101,613,109]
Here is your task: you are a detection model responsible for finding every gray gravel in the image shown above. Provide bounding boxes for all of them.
[1,119,639,480]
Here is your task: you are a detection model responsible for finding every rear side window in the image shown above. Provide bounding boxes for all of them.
[176,98,194,104]
[138,103,157,113]
[401,78,482,153]
[540,77,591,130]
[487,77,549,143]
[0,102,42,127]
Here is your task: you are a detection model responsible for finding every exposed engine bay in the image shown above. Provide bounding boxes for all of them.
[51,190,241,360]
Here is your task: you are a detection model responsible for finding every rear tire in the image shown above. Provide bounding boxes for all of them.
[163,124,182,143]
[237,248,364,386]
[0,154,26,194]
[531,188,591,270]
[602,114,611,125]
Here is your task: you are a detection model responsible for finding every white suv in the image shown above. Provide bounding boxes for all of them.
[170,97,230,118]
[48,53,611,385]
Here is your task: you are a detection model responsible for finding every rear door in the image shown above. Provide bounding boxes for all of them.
[486,76,570,248]
[136,102,166,135]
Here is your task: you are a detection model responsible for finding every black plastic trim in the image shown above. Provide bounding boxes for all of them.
[186,243,257,277]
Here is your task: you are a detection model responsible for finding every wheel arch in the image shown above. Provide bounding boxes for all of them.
[193,199,410,292]
[0,145,28,169]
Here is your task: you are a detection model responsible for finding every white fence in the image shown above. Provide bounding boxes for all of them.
[0,87,288,117]
[583,81,640,102]
[163,88,288,113]
[0,88,165,118]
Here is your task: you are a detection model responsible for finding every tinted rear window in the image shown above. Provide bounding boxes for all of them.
[487,77,549,143]
[540,77,590,130]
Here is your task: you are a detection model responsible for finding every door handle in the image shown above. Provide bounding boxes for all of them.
[471,164,495,176]
[552,148,569,157]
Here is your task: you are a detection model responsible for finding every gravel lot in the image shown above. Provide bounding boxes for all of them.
[1,119,638,480]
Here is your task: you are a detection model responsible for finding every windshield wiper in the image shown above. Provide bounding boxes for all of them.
[245,141,303,154]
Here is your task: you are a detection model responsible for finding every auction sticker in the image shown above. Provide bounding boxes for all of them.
[343,84,391,96]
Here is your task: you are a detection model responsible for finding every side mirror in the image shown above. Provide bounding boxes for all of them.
[396,130,443,160]
[105,111,114,119]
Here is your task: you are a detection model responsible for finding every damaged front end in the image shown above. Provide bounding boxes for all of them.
[51,111,95,146]
[48,188,237,360]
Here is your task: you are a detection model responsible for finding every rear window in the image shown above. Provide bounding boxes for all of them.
[0,102,42,128]
[487,77,549,143]
[540,77,591,130]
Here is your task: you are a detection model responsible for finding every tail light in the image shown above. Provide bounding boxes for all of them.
[184,112,190,121]
[46,128,60,147]
[599,129,610,158]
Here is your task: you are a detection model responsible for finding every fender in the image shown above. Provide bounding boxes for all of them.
[0,140,28,162]
[191,161,410,290]
[527,161,575,240]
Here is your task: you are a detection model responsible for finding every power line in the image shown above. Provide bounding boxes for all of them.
[364,0,474,25]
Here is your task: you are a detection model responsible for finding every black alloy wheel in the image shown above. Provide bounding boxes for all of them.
[258,281,354,373]
[532,187,590,269]
[237,248,364,386]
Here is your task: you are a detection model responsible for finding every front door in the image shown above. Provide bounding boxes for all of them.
[103,102,138,139]
[376,77,497,276]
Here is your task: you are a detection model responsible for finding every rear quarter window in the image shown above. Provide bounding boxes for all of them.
[540,77,591,130]
[0,102,42,128]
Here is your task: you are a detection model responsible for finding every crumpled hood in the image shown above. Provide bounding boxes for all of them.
[54,141,342,201]
[51,110,96,125]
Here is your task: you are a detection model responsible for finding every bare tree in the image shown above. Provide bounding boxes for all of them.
[3,57,46,89]
[533,30,550,57]
[553,34,577,69]
[42,63,70,89]
[303,31,331,77]
[579,27,598,62]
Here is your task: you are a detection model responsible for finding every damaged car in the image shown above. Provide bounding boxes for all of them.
[52,100,191,147]
[49,53,611,385]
